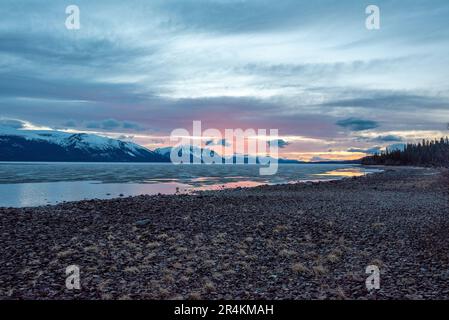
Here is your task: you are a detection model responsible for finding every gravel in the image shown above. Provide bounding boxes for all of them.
[1,166,448,300]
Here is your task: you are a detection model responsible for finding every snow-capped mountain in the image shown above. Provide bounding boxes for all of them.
[154,146,303,164]
[155,145,221,163]
[0,127,304,163]
[0,128,168,162]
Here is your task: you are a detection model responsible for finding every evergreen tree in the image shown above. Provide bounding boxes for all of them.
[361,137,449,167]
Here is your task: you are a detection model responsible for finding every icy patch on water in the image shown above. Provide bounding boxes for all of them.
[0,163,379,207]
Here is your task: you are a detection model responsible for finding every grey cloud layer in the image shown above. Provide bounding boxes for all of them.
[336,118,379,131]
[85,119,143,131]
[1,0,449,150]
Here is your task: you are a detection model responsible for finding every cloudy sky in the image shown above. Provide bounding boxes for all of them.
[1,0,449,160]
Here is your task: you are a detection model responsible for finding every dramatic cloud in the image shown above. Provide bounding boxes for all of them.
[1,0,449,160]
[321,93,449,111]
[268,139,290,148]
[336,118,379,131]
[0,119,25,129]
[86,119,143,131]
[347,146,382,155]
[373,135,402,142]
[62,120,77,128]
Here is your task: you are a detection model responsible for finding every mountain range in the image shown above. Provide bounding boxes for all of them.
[0,127,359,164]
[0,128,167,162]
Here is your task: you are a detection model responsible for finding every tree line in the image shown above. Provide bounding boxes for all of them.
[361,137,449,167]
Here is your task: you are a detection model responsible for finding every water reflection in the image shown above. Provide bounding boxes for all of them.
[0,181,192,208]
[0,163,382,207]
[316,168,367,177]
[194,180,266,191]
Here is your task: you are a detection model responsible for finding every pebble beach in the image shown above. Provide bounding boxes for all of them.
[1,166,448,299]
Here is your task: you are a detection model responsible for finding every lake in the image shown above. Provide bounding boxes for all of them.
[0,162,381,207]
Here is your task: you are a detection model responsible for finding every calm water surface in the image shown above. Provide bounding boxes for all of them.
[0,162,382,207]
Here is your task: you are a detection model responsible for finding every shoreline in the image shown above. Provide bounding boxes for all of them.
[1,166,448,299]
[0,164,382,209]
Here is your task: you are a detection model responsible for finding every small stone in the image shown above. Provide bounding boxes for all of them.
[135,219,151,227]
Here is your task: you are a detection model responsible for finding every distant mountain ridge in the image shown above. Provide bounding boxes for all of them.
[0,127,359,163]
[154,146,306,164]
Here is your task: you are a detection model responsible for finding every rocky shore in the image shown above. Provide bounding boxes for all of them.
[1,166,449,300]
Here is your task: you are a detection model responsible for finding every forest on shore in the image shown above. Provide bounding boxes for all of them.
[362,138,449,167]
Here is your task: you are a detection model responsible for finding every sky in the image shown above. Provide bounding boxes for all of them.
[1,0,449,161]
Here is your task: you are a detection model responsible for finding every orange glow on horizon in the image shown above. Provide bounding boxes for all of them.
[315,169,365,177]
[281,151,367,162]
